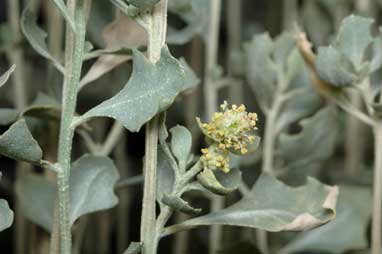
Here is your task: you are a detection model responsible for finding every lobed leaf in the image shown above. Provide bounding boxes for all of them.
[281,186,371,254]
[173,173,338,232]
[80,47,199,132]
[313,15,378,88]
[0,119,43,163]
[245,32,322,131]
[278,106,338,173]
[275,87,322,133]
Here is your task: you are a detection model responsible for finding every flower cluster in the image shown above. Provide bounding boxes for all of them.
[199,101,258,173]
[200,145,230,173]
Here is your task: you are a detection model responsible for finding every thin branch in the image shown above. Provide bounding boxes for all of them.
[98,122,125,156]
[115,175,144,189]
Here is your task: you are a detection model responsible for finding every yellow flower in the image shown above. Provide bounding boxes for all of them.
[197,101,258,155]
[200,145,230,173]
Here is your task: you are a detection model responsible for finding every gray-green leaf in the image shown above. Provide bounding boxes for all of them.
[0,119,43,163]
[336,15,373,70]
[275,87,322,133]
[197,167,242,196]
[162,194,201,215]
[172,173,338,232]
[170,125,192,168]
[278,106,338,173]
[0,199,13,232]
[370,32,382,72]
[80,47,199,132]
[316,46,357,87]
[21,7,64,73]
[16,175,55,232]
[244,33,275,112]
[16,155,120,231]
[167,0,209,45]
[0,65,16,88]
[0,108,19,125]
[157,147,175,204]
[21,93,61,121]
[69,155,119,225]
[281,186,371,254]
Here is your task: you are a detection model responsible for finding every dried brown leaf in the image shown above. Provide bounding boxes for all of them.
[80,14,148,89]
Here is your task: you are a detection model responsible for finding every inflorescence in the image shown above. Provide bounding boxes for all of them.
[198,101,258,173]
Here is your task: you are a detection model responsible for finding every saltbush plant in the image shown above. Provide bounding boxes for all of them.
[0,0,381,254]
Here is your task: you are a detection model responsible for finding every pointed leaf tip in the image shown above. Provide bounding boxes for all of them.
[0,119,43,163]
[81,46,198,132]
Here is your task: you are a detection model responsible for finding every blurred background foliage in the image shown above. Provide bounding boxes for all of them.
[0,0,381,253]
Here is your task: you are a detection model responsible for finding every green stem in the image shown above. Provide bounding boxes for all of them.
[203,0,221,118]
[262,95,282,175]
[203,1,223,253]
[141,117,160,254]
[372,125,382,254]
[226,0,243,104]
[55,1,90,253]
[139,2,168,254]
[98,122,125,156]
[257,91,283,254]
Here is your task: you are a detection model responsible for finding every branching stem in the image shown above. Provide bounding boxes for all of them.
[54,1,91,253]
[139,2,168,254]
